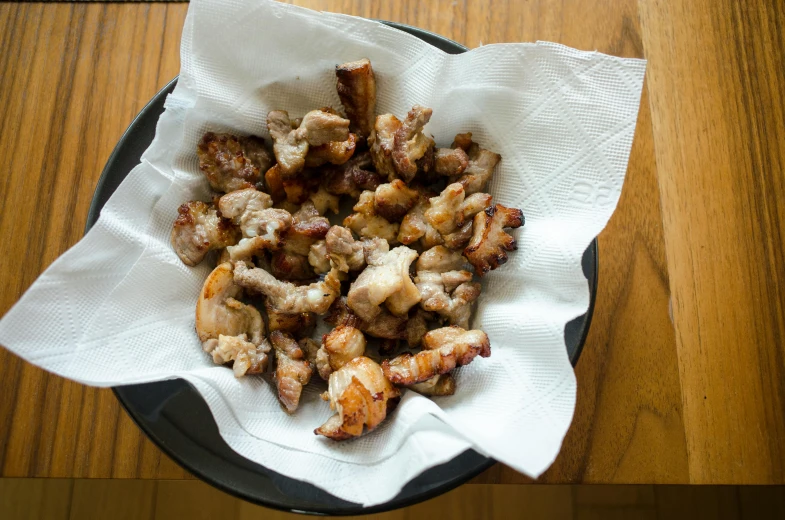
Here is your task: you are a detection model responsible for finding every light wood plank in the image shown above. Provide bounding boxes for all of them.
[638,0,785,484]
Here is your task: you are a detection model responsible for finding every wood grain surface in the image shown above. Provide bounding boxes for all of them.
[0,0,782,486]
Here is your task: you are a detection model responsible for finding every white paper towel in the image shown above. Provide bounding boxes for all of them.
[0,0,646,506]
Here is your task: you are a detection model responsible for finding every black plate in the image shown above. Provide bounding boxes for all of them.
[85,21,598,516]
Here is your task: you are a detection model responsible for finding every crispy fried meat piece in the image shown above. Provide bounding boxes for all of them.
[267,110,309,177]
[464,204,524,276]
[234,261,342,314]
[271,251,314,280]
[264,298,316,339]
[325,225,366,272]
[219,200,292,261]
[268,109,351,177]
[315,357,400,440]
[270,331,312,413]
[308,240,331,275]
[343,190,400,244]
[415,270,481,329]
[323,151,383,198]
[449,135,502,195]
[205,334,271,377]
[434,147,469,177]
[309,186,340,216]
[397,189,443,248]
[305,133,357,168]
[391,105,435,182]
[416,245,469,273]
[315,325,367,380]
[272,202,330,279]
[264,164,287,203]
[409,373,456,396]
[382,326,490,385]
[197,133,273,193]
[347,245,420,320]
[374,179,419,222]
[300,109,351,146]
[196,263,269,377]
[335,58,377,140]
[404,308,433,348]
[424,183,492,236]
[369,114,402,180]
[325,297,408,340]
[171,201,240,266]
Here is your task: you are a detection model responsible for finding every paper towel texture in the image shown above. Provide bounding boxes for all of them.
[0,0,645,506]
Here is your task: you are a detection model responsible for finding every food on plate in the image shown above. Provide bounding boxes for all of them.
[315,357,400,440]
[171,201,240,266]
[197,132,273,193]
[464,204,524,275]
[335,58,377,141]
[172,58,524,440]
[382,326,490,385]
[271,331,312,413]
[315,324,367,379]
[195,262,269,377]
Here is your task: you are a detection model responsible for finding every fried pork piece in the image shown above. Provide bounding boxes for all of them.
[404,308,432,347]
[347,243,420,320]
[308,240,330,275]
[171,201,240,266]
[344,190,400,244]
[374,179,419,222]
[449,133,502,195]
[197,133,273,193]
[323,151,384,198]
[267,109,351,177]
[221,207,292,262]
[424,183,492,236]
[434,147,469,177]
[264,164,287,203]
[397,189,444,248]
[326,297,408,340]
[271,251,314,280]
[409,373,456,396]
[382,326,490,385]
[335,58,377,140]
[315,357,400,440]
[464,204,524,276]
[325,225,366,272]
[309,186,340,216]
[272,202,330,280]
[267,110,308,177]
[391,105,435,182]
[196,263,269,377]
[369,114,402,180]
[305,133,357,168]
[265,298,316,339]
[415,270,481,329]
[270,331,312,413]
[416,245,469,273]
[205,334,271,377]
[315,325,367,380]
[300,109,351,146]
[234,261,342,314]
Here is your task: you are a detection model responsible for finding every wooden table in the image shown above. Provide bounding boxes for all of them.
[0,0,782,486]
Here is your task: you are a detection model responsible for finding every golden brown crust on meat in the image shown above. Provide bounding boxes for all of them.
[197,133,273,193]
[391,105,435,182]
[374,180,420,222]
[171,201,240,266]
[335,59,377,140]
[381,326,490,385]
[265,298,316,339]
[464,204,524,276]
[305,133,358,168]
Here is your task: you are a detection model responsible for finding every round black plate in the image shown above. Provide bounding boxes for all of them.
[85,22,598,516]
